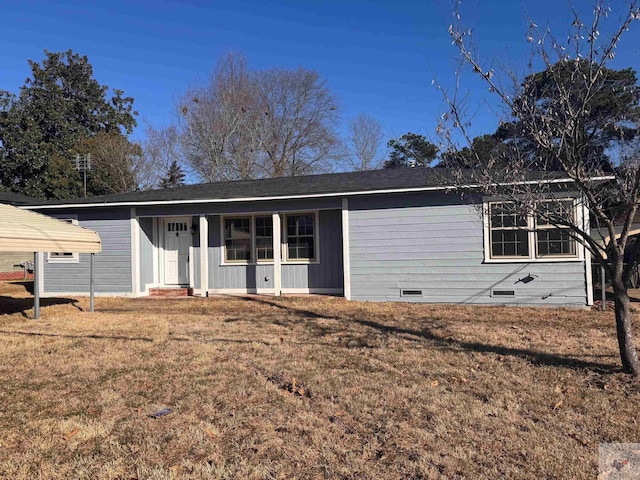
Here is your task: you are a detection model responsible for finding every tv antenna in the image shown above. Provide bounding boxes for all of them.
[75,154,91,198]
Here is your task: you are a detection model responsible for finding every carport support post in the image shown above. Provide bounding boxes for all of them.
[90,253,95,313]
[33,251,40,320]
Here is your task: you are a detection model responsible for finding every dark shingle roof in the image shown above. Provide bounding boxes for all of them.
[0,192,41,206]
[29,167,570,206]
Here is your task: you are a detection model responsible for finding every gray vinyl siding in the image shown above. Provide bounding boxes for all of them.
[348,192,588,306]
[43,209,132,294]
[139,217,153,292]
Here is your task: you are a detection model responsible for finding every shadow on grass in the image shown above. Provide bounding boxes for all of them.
[0,296,81,317]
[9,281,34,294]
[244,296,619,373]
[0,329,154,342]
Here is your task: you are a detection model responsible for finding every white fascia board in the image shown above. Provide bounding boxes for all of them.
[22,177,610,210]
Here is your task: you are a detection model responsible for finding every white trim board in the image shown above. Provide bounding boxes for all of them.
[208,288,276,295]
[199,215,209,296]
[206,288,343,295]
[281,288,343,295]
[24,177,612,210]
[130,208,140,294]
[342,198,351,301]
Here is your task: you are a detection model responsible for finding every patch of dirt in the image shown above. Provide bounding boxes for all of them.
[266,372,312,398]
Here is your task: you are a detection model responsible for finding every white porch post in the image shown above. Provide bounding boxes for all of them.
[342,198,351,300]
[199,215,209,296]
[130,208,140,295]
[273,212,281,296]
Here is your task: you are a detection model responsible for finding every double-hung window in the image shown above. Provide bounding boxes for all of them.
[286,214,316,261]
[486,200,578,261]
[255,216,274,261]
[488,202,530,258]
[224,217,251,262]
[535,200,576,257]
[222,213,317,263]
[223,215,274,263]
[48,218,79,263]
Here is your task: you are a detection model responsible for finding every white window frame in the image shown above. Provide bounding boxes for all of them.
[254,215,274,263]
[483,198,583,263]
[219,211,320,266]
[534,199,579,259]
[222,216,252,264]
[47,216,80,263]
[283,212,320,264]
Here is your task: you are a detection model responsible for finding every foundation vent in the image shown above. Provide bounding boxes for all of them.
[401,289,423,297]
[491,289,516,298]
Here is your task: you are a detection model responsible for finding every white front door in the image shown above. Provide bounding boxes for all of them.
[164,218,191,285]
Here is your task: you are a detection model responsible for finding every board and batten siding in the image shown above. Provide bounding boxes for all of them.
[281,209,343,290]
[43,209,132,294]
[348,192,588,306]
[208,215,275,291]
[139,217,154,292]
[207,210,343,292]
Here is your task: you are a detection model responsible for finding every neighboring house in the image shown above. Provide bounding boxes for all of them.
[0,192,42,280]
[23,168,593,306]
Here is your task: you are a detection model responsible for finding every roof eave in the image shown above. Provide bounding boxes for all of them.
[21,176,612,210]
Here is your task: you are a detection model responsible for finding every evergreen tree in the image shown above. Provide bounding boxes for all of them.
[0,50,137,199]
[159,161,186,189]
[384,132,438,168]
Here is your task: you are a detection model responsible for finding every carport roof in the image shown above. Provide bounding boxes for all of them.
[0,203,101,253]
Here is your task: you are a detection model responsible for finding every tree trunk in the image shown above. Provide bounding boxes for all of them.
[612,275,640,375]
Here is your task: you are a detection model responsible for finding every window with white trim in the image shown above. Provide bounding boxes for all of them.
[224,217,251,262]
[255,216,273,261]
[489,202,530,258]
[486,200,578,261]
[47,218,80,263]
[535,200,577,257]
[285,213,316,261]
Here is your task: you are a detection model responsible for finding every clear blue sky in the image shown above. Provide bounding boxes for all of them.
[1,0,639,148]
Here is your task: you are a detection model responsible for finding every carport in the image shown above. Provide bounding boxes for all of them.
[0,203,101,318]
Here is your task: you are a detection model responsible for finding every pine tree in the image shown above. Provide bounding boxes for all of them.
[159,161,186,189]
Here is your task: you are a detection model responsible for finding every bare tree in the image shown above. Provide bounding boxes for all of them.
[258,68,340,177]
[143,124,187,189]
[438,1,640,373]
[179,53,263,182]
[177,54,340,181]
[346,114,384,171]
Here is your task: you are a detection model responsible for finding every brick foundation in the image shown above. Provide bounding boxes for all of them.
[0,271,34,281]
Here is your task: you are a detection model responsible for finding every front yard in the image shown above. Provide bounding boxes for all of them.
[0,281,638,479]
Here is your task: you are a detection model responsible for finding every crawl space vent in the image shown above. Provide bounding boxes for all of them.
[491,289,516,298]
[401,289,423,297]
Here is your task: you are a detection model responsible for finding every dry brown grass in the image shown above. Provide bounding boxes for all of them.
[0,281,638,479]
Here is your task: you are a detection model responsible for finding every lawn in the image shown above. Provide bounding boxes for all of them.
[0,281,638,479]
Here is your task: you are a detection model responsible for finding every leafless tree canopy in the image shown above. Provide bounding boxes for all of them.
[438,1,640,374]
[143,124,187,189]
[178,53,340,182]
[346,114,385,171]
